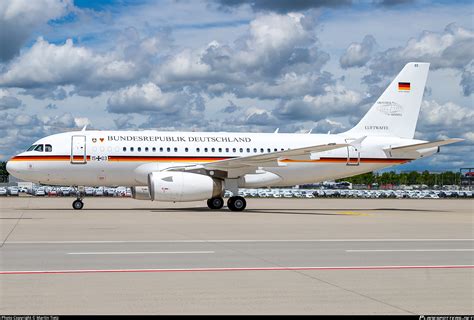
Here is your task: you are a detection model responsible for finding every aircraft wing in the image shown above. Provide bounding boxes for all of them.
[386,138,463,157]
[202,143,349,170]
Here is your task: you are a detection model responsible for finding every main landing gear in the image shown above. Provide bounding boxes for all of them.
[206,196,247,211]
[207,197,224,210]
[227,196,246,212]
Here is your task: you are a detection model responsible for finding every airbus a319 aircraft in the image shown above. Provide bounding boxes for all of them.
[6,63,462,211]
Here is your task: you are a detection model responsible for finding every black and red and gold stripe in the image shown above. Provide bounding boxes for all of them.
[8,155,410,164]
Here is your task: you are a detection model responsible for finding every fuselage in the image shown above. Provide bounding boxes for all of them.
[6,130,431,188]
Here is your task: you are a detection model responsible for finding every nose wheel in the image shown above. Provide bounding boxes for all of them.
[227,196,246,211]
[72,199,84,210]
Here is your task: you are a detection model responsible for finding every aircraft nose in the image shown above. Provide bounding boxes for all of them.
[6,159,17,175]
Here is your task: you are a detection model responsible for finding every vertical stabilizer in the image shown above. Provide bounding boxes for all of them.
[345,62,429,139]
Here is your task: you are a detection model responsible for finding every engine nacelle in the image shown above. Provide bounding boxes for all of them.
[131,186,151,200]
[148,172,223,202]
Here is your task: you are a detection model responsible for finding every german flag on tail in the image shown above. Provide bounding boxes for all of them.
[398,82,410,91]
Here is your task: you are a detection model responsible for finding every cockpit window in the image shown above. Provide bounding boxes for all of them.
[27,145,37,151]
[45,144,52,152]
[34,144,44,152]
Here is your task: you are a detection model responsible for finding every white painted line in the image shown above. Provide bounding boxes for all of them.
[67,251,215,255]
[1,265,474,275]
[6,239,474,244]
[346,249,474,253]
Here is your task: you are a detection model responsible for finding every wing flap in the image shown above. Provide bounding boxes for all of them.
[204,143,348,170]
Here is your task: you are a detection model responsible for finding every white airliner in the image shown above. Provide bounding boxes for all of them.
[6,62,462,211]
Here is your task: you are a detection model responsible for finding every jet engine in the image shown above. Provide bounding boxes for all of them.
[148,171,223,202]
[131,186,151,200]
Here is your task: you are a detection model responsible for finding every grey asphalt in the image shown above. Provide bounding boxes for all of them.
[0,197,473,314]
[2,239,474,271]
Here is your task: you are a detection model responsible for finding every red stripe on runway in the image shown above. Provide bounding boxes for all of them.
[1,265,473,275]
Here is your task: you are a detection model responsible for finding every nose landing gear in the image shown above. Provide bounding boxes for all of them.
[72,186,85,210]
[72,199,84,210]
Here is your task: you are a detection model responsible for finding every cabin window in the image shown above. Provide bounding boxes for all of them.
[167,147,171,152]
[34,144,44,152]
[274,148,277,152]
[130,147,134,152]
[196,148,200,152]
[253,148,257,153]
[27,145,37,151]
[260,148,264,153]
[218,148,222,152]
[267,148,271,153]
[160,147,163,152]
[185,147,189,152]
[211,148,215,152]
[239,148,243,153]
[123,147,127,152]
[152,147,156,152]
[137,147,141,152]
[204,148,208,152]
[225,148,229,152]
[232,148,236,152]
[174,147,178,152]
[45,144,52,152]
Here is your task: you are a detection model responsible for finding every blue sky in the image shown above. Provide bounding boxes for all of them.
[0,0,472,171]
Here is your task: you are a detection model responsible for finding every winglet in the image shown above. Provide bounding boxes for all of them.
[81,125,88,132]
[274,128,279,133]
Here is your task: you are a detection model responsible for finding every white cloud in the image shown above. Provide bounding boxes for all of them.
[274,85,363,121]
[107,82,180,113]
[0,89,22,110]
[417,100,473,142]
[0,38,142,97]
[154,12,331,100]
[340,35,376,69]
[363,23,474,84]
[0,0,71,61]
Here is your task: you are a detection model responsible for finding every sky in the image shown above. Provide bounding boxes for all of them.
[0,0,472,172]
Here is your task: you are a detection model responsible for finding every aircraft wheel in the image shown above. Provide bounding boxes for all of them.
[227,196,246,212]
[207,197,224,209]
[72,199,84,210]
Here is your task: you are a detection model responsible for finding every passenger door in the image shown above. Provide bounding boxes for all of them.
[71,135,87,164]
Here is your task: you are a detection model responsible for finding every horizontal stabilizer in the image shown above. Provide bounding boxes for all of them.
[386,138,464,157]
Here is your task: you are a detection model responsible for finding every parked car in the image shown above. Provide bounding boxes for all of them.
[7,186,19,196]
[0,187,7,196]
[34,188,46,196]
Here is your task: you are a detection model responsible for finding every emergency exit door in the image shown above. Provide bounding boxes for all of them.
[71,135,87,164]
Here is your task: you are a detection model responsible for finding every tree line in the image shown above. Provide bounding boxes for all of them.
[337,170,462,186]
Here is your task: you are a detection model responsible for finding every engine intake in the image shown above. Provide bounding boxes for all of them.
[148,171,223,202]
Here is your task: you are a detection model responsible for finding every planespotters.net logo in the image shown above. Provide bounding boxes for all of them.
[420,316,474,320]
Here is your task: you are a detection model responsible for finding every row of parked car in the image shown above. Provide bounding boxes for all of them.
[1,185,472,199]
[236,188,474,199]
[0,186,132,197]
